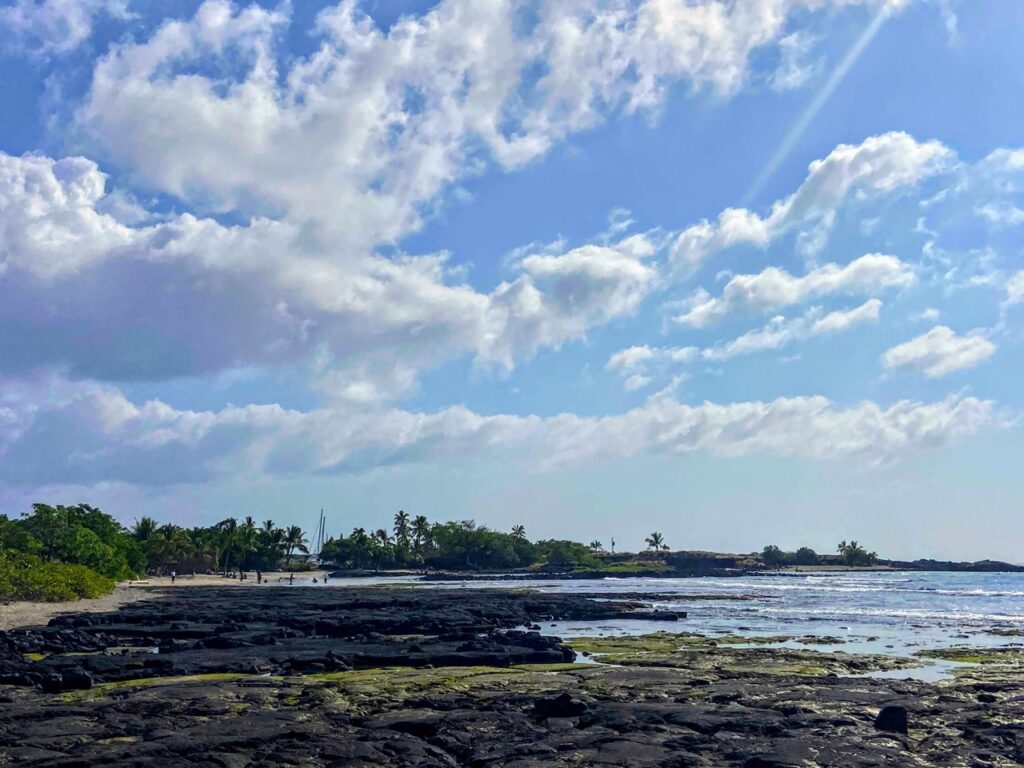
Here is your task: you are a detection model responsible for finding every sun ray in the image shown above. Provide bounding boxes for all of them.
[743,6,894,206]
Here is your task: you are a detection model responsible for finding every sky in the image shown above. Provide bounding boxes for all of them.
[0,0,1022,561]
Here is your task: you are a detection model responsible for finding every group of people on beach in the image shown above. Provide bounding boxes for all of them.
[163,570,330,585]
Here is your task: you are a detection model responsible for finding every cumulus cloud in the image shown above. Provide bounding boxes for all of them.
[670,132,953,272]
[0,150,659,385]
[0,153,135,278]
[481,235,660,368]
[79,0,916,239]
[673,253,912,327]
[0,374,996,486]
[882,326,996,378]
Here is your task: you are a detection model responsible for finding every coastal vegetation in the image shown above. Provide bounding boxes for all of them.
[836,540,878,566]
[761,545,821,568]
[0,500,973,603]
[760,542,878,568]
[319,517,601,572]
[0,505,137,601]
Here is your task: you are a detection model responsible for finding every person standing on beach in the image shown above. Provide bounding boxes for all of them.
[170,570,176,583]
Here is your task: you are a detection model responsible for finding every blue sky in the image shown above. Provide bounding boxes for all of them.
[0,0,1022,560]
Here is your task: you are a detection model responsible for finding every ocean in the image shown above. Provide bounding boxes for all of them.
[320,570,1024,679]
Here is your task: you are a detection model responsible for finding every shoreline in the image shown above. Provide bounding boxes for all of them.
[0,570,333,631]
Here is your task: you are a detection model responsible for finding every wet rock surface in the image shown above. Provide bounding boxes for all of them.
[0,586,1022,767]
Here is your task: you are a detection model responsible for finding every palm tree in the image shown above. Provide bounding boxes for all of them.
[412,515,431,552]
[284,525,309,566]
[511,525,526,540]
[350,527,370,569]
[216,518,239,575]
[589,540,604,552]
[188,527,217,573]
[393,510,411,548]
[257,523,285,571]
[132,517,159,542]
[151,525,193,574]
[371,529,392,572]
[238,518,260,571]
[645,532,665,552]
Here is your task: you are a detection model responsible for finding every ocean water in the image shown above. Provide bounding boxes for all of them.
[314,570,1024,672]
[515,571,1024,659]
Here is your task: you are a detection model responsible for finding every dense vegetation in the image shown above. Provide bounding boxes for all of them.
[0,504,136,601]
[760,545,821,568]
[319,515,606,572]
[760,541,878,568]
[0,550,114,602]
[130,516,310,575]
[0,505,314,601]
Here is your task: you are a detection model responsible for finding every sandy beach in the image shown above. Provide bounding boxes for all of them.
[0,584,153,631]
[0,570,333,631]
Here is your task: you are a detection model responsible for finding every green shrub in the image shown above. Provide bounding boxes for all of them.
[0,549,115,602]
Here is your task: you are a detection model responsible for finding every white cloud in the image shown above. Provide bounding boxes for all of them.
[79,0,920,242]
[1007,271,1024,307]
[606,345,657,374]
[974,203,1024,227]
[882,326,996,378]
[0,0,129,56]
[481,235,660,368]
[607,299,880,386]
[703,299,882,361]
[0,374,996,486]
[0,150,659,388]
[770,31,820,92]
[670,132,953,272]
[605,345,698,389]
[673,253,912,327]
[912,307,941,323]
[0,153,135,278]
[810,298,882,334]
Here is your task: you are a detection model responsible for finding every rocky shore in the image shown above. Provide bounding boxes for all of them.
[0,586,1022,766]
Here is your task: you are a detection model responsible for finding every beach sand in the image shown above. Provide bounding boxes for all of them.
[0,584,154,631]
[0,570,333,631]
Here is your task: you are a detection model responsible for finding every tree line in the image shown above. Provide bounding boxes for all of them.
[761,540,878,568]
[129,516,310,575]
[0,504,315,600]
[319,512,606,572]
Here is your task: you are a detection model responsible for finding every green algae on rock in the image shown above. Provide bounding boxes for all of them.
[566,632,913,677]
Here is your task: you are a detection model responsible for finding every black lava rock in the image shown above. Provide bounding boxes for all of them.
[874,705,908,734]
[61,667,93,691]
[533,692,587,719]
[39,674,63,694]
